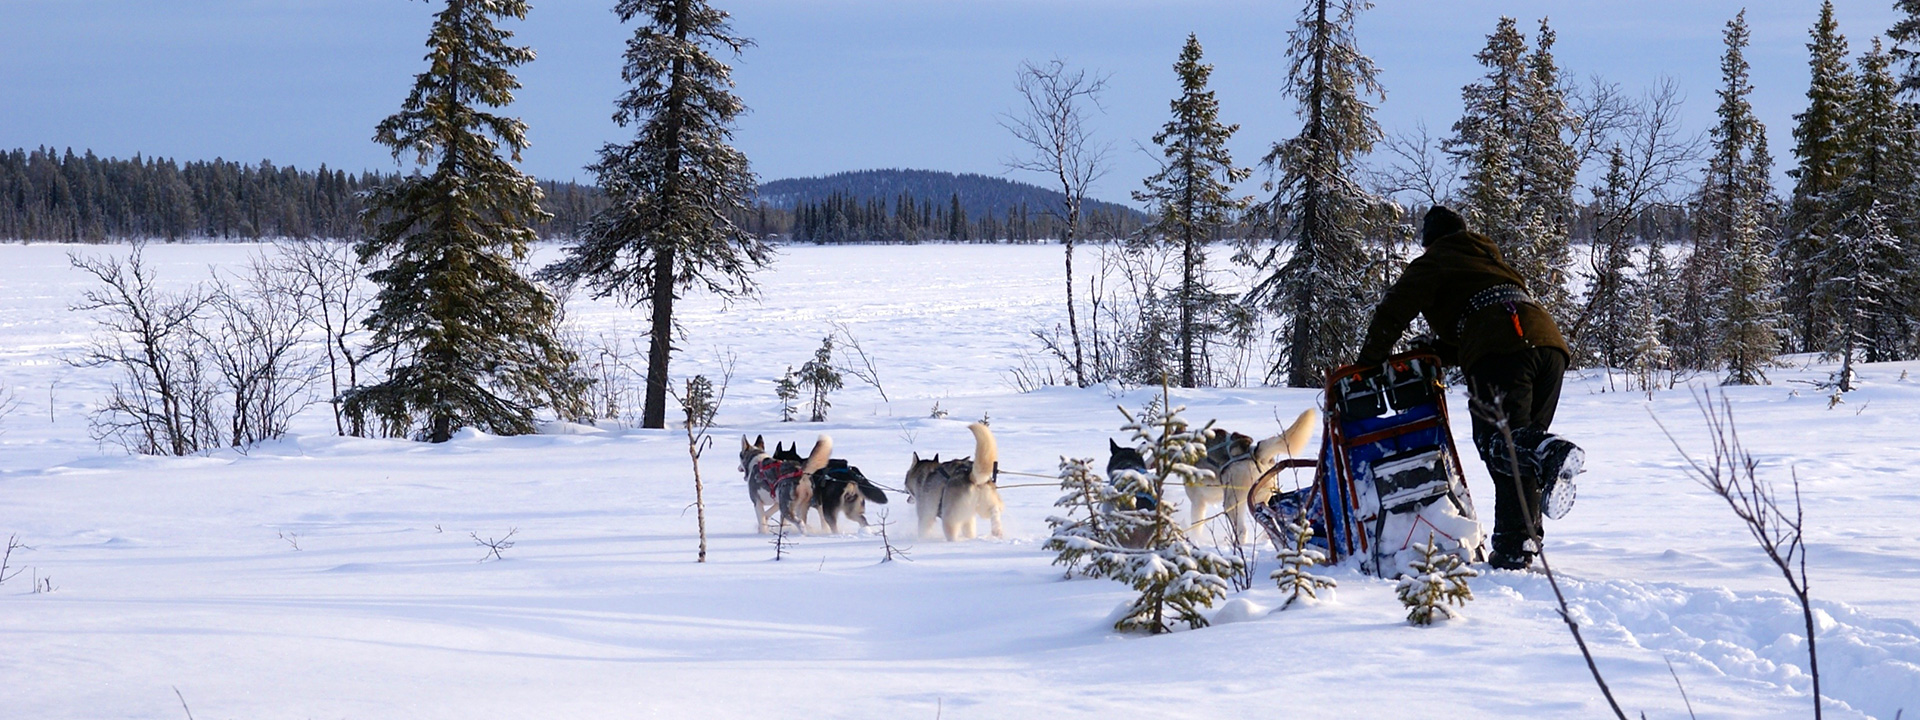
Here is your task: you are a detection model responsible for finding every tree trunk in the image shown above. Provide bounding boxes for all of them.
[643,245,676,429]
[643,0,692,430]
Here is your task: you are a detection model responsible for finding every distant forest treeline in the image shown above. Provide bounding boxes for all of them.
[0,147,613,242]
[767,168,1147,242]
[1,146,1695,245]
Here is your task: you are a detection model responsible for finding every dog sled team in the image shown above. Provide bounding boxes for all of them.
[738,421,1005,542]
[736,413,1319,546]
[732,207,1586,575]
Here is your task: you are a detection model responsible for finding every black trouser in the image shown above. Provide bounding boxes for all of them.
[1466,347,1567,556]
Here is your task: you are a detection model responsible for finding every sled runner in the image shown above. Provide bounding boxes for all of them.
[1251,351,1485,577]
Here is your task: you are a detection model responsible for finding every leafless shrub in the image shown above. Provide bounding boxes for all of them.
[1372,121,1455,206]
[1656,390,1824,720]
[566,329,645,428]
[471,529,518,562]
[877,508,911,562]
[277,531,301,551]
[829,321,888,403]
[0,534,28,585]
[770,519,793,561]
[200,257,318,448]
[0,380,19,433]
[70,247,221,455]
[270,240,379,436]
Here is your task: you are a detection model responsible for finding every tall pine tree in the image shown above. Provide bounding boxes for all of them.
[1690,11,1782,385]
[1783,1,1855,355]
[1515,18,1579,322]
[1243,0,1391,389]
[1134,34,1251,388]
[1830,41,1919,363]
[1448,18,1529,274]
[540,0,768,429]
[351,0,583,443]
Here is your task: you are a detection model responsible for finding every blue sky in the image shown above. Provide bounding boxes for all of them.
[0,1,1903,206]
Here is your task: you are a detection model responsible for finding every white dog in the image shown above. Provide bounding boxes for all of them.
[903,422,1003,541]
[1187,409,1318,543]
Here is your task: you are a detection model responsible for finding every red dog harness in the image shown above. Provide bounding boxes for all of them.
[754,458,804,494]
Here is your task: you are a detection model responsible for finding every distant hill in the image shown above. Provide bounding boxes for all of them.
[757,169,1142,221]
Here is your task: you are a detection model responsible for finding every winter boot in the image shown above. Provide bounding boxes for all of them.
[1532,435,1583,520]
[1488,534,1537,571]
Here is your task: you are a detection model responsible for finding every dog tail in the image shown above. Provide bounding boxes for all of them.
[967,422,997,485]
[1279,408,1317,458]
[802,434,833,475]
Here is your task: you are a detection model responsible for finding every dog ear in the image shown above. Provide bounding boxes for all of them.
[754,435,765,450]
[911,451,921,463]
[1110,439,1122,453]
[931,454,940,464]
[742,435,751,451]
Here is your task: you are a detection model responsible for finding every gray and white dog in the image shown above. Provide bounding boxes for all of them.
[739,434,832,533]
[903,422,1003,541]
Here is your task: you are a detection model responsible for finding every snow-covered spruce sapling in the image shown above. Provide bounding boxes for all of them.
[1044,456,1132,578]
[1271,517,1336,609]
[775,367,799,422]
[798,336,842,422]
[1395,533,1477,626]
[1067,387,1242,634]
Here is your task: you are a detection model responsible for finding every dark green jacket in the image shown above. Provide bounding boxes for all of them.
[1356,230,1569,371]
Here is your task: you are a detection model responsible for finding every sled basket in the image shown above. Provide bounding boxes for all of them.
[1256,352,1485,577]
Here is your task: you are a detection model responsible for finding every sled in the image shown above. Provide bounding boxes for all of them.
[1251,351,1485,577]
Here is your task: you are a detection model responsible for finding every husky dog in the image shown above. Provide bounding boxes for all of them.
[1105,410,1317,544]
[1190,409,1318,543]
[810,460,889,534]
[738,434,832,533]
[903,422,1003,541]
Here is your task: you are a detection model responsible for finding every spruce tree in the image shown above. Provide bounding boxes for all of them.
[1243,0,1390,389]
[1134,34,1251,389]
[540,0,769,429]
[1447,18,1529,269]
[1100,391,1242,633]
[1830,41,1919,363]
[1818,202,1902,391]
[1515,18,1579,321]
[1045,456,1140,578]
[1395,533,1478,626]
[1689,10,1782,384]
[350,0,583,443]
[1270,517,1336,609]
[1783,1,1855,355]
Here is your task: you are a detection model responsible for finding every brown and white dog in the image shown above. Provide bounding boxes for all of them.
[738,434,832,533]
[1186,409,1318,543]
[903,422,1003,541]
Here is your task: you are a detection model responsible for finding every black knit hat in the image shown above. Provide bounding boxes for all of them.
[1421,206,1467,245]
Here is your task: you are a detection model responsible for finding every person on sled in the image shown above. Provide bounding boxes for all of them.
[1355,206,1583,570]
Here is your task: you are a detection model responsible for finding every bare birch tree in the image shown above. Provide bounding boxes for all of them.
[1002,59,1112,387]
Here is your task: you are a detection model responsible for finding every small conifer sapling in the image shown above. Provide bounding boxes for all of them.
[1271,517,1337,609]
[1395,533,1478,626]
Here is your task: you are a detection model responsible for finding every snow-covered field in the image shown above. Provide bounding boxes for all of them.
[0,242,1915,719]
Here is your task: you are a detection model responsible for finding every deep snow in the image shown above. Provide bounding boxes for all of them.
[0,242,1915,719]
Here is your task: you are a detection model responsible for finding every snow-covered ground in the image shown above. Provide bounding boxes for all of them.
[0,242,1915,719]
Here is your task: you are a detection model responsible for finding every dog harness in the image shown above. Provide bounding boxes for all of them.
[1457,283,1535,339]
[753,458,803,495]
